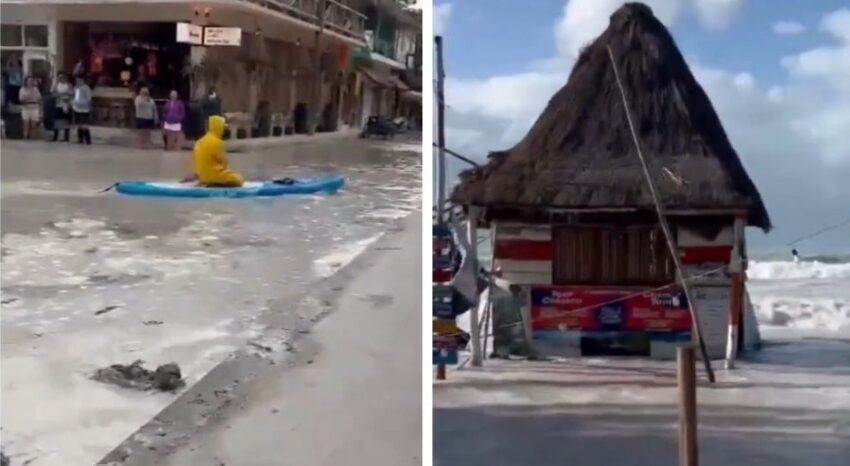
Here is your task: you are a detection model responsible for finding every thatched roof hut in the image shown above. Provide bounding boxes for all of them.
[451,2,771,231]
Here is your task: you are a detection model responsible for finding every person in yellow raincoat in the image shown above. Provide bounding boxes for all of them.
[191,115,245,187]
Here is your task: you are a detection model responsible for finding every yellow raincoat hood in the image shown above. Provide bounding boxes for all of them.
[207,115,225,139]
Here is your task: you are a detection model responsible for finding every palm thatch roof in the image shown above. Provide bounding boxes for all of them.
[451,2,771,230]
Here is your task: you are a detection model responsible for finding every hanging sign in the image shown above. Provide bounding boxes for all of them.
[176,22,203,45]
[204,27,242,46]
[530,286,692,332]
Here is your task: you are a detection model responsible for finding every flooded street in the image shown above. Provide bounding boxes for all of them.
[0,137,421,466]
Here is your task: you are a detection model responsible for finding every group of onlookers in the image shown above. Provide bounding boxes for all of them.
[2,59,92,143]
[2,58,194,151]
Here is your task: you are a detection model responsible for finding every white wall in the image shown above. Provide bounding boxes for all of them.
[1,4,60,68]
[394,29,417,65]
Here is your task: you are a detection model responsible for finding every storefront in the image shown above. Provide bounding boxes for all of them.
[60,21,191,128]
[2,22,55,102]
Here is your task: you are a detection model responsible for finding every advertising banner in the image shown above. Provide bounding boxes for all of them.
[530,286,691,332]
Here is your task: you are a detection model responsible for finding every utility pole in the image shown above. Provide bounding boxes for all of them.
[435,35,446,223]
[309,0,328,135]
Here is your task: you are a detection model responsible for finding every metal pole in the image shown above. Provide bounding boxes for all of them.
[606,46,715,383]
[435,35,447,225]
[677,346,698,466]
[309,0,328,135]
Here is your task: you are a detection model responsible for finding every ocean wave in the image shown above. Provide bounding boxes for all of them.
[747,260,850,280]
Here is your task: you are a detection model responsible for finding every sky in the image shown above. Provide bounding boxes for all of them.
[433,0,850,255]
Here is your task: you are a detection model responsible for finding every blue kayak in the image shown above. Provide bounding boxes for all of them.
[115,177,345,198]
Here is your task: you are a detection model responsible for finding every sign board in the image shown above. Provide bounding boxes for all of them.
[176,22,203,45]
[433,254,452,270]
[432,347,459,365]
[204,27,242,46]
[691,285,731,358]
[433,285,455,318]
[529,286,691,332]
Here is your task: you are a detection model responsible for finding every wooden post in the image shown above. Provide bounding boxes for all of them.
[678,346,698,466]
[518,285,536,359]
[468,206,483,367]
[725,216,746,369]
[436,355,446,381]
[309,0,328,135]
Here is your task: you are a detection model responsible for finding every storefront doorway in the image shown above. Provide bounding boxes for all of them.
[60,21,191,128]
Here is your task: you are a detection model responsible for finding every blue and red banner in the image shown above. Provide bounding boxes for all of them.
[529,286,691,332]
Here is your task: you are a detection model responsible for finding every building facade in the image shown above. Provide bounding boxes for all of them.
[354,0,422,129]
[1,0,418,137]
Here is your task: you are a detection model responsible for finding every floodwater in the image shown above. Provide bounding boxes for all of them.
[0,137,421,466]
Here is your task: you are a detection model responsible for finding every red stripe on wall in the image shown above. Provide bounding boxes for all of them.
[493,240,554,261]
[679,246,732,265]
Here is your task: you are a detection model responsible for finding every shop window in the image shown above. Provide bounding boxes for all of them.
[1,24,23,47]
[24,25,49,48]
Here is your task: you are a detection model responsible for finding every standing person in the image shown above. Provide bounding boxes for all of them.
[72,59,86,80]
[19,76,42,140]
[134,86,158,149]
[201,87,221,122]
[72,76,92,145]
[161,90,185,151]
[6,59,23,105]
[52,73,73,142]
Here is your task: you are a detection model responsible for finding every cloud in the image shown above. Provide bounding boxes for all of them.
[434,3,453,36]
[781,8,850,93]
[555,0,682,58]
[443,2,850,251]
[692,0,744,29]
[772,20,806,35]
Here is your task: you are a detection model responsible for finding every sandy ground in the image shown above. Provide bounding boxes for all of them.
[434,331,850,466]
[0,137,421,466]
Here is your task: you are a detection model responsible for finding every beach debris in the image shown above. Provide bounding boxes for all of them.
[1,451,9,466]
[93,360,185,392]
[94,305,120,316]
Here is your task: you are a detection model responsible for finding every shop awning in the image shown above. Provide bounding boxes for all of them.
[401,90,422,102]
[359,67,410,91]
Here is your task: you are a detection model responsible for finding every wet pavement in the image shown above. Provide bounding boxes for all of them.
[0,137,421,466]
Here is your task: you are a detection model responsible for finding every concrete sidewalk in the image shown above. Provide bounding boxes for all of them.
[103,213,423,466]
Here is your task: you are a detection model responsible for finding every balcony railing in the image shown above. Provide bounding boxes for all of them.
[323,1,367,42]
[245,0,366,42]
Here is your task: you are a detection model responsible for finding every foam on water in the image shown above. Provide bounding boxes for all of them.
[748,260,850,280]
[748,260,850,332]
[381,142,422,153]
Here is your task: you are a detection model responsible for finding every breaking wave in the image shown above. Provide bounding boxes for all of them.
[747,260,850,280]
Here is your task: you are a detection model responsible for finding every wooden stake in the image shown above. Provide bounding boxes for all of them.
[725,216,745,369]
[678,346,698,466]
